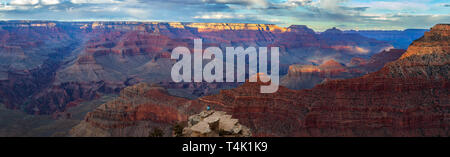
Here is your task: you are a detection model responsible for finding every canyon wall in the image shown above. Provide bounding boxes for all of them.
[71,24,448,137]
[281,49,406,89]
[0,21,399,115]
[198,24,449,136]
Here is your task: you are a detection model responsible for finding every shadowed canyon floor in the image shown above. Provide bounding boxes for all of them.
[0,95,115,136]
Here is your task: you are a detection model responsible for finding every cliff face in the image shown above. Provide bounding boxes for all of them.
[356,49,406,71]
[195,82,305,136]
[69,83,191,137]
[196,24,450,137]
[281,49,406,90]
[281,60,357,89]
[70,23,449,137]
[0,21,393,115]
[0,23,79,113]
[380,24,449,80]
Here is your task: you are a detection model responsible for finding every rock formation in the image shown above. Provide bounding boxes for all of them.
[70,23,449,138]
[0,21,394,115]
[349,49,406,72]
[69,83,191,137]
[197,24,450,137]
[182,110,252,137]
[281,60,355,89]
[281,48,406,89]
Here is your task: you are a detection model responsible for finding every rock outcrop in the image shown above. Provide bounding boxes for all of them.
[182,110,251,137]
[197,24,450,137]
[379,24,449,80]
[349,49,406,72]
[69,83,191,137]
[281,48,406,90]
[68,82,251,137]
[281,59,356,89]
[69,24,448,137]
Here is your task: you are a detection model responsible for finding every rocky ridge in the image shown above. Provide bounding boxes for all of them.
[0,21,398,116]
[182,110,251,137]
[69,24,449,137]
[197,24,450,136]
[280,48,406,90]
[69,83,190,137]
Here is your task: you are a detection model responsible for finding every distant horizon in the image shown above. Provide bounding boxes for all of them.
[0,0,448,31]
[0,19,438,32]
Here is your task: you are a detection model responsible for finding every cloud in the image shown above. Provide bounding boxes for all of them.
[351,1,429,12]
[203,0,269,8]
[194,12,244,19]
[5,0,60,6]
[0,0,448,31]
[10,0,39,5]
[69,0,122,4]
[42,0,60,5]
[263,0,311,9]
[202,0,312,9]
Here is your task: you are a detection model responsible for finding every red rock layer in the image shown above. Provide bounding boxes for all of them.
[197,24,450,137]
[84,30,173,57]
[349,49,406,72]
[0,21,395,116]
[281,48,407,90]
[69,24,448,137]
[281,59,361,89]
[70,83,192,137]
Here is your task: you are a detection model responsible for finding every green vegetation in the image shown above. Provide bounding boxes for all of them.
[173,122,185,137]
[149,127,164,137]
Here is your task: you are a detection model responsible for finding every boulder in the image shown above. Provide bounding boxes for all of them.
[182,110,252,137]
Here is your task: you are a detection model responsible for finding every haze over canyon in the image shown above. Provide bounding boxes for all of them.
[0,21,447,137]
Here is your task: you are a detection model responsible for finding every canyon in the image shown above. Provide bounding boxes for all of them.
[281,48,406,89]
[0,21,444,137]
[197,24,449,136]
[69,24,448,137]
[0,21,398,115]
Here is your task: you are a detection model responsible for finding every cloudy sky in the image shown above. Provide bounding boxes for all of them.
[0,0,449,31]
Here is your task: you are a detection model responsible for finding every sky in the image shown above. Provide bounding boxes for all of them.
[0,0,449,31]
